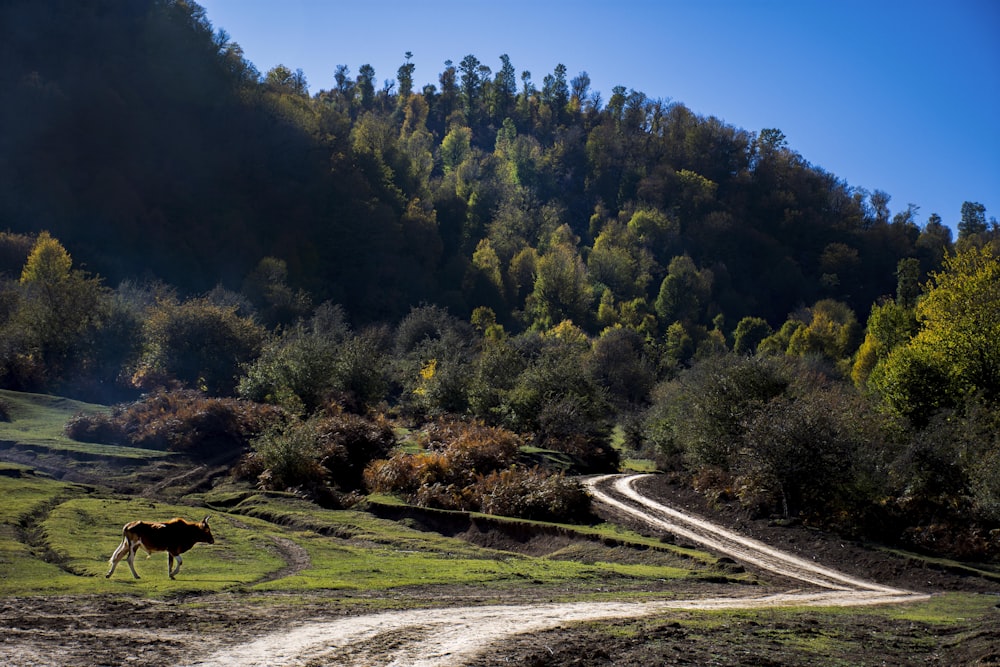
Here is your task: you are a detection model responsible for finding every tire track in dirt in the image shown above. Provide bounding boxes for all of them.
[218,515,312,584]
[584,474,910,593]
[194,474,930,667]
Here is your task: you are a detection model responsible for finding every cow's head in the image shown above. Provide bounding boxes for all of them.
[201,516,215,544]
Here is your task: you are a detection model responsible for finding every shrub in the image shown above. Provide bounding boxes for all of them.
[239,325,390,415]
[244,406,397,504]
[428,420,522,484]
[65,389,287,458]
[250,421,326,491]
[364,453,421,495]
[363,420,592,522]
[474,467,592,523]
[310,406,396,490]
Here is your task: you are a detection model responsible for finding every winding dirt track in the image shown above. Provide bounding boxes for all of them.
[194,474,930,667]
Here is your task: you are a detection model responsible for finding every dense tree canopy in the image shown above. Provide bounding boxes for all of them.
[2,0,998,558]
[4,0,991,330]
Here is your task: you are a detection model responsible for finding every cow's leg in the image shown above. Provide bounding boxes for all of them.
[169,552,183,579]
[125,540,141,579]
[105,536,129,578]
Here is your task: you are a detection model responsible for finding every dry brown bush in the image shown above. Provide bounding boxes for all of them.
[65,389,287,458]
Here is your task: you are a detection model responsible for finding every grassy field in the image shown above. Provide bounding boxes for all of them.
[0,389,167,459]
[0,461,719,598]
[0,390,997,666]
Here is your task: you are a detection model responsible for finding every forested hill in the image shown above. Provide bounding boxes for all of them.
[0,0,964,328]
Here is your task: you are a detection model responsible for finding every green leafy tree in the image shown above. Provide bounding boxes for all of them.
[732,316,772,355]
[458,54,483,124]
[135,297,266,395]
[916,213,953,269]
[492,54,517,121]
[958,201,987,239]
[895,257,921,308]
[6,232,109,391]
[663,321,695,367]
[569,71,591,114]
[396,52,415,112]
[587,221,651,301]
[654,255,711,326]
[356,63,376,110]
[587,326,655,409]
[785,299,859,364]
[505,331,616,472]
[739,381,883,519]
[440,125,472,174]
[19,231,72,284]
[238,306,349,414]
[528,242,592,329]
[627,208,679,255]
[241,257,312,328]
[470,238,505,303]
[852,300,918,388]
[873,245,1000,425]
[644,354,788,471]
[758,319,805,356]
[468,336,526,421]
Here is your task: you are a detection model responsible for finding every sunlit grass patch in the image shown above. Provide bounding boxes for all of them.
[2,460,724,599]
[621,458,658,473]
[0,463,91,594]
[0,389,167,460]
[222,493,702,593]
[0,463,78,522]
[883,592,1000,624]
[876,545,1000,582]
[49,497,284,592]
[0,390,106,449]
[253,532,693,593]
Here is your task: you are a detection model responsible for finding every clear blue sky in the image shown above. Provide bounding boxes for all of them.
[197,0,999,233]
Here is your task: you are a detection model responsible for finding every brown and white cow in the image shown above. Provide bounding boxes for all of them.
[106,516,214,580]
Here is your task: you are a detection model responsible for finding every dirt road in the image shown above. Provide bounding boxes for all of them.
[192,474,930,666]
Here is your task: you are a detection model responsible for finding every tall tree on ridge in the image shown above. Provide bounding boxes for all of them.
[958,201,987,239]
[357,63,376,111]
[396,51,415,113]
[459,54,483,126]
[493,54,517,121]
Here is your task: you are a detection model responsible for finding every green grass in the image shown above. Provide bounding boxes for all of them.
[254,530,692,593]
[0,465,713,598]
[0,389,106,446]
[883,591,1000,624]
[224,490,715,564]
[621,458,658,472]
[0,463,79,523]
[875,545,1000,582]
[0,389,168,460]
[0,480,285,595]
[0,463,91,592]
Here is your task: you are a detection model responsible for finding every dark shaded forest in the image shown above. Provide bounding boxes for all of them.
[2,1,998,561]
